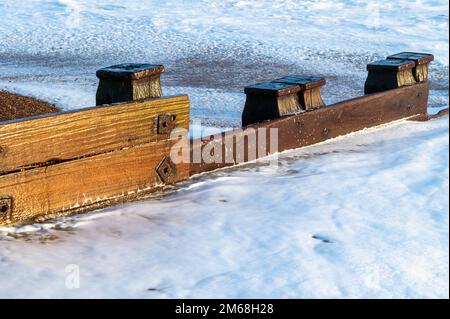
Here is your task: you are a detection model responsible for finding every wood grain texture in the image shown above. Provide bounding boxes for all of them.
[301,86,325,110]
[0,95,189,174]
[0,139,189,225]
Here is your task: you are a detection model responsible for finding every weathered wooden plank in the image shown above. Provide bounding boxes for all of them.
[0,95,190,174]
[190,83,429,175]
[0,139,189,225]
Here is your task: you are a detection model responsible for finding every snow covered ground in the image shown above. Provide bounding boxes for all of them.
[0,0,448,298]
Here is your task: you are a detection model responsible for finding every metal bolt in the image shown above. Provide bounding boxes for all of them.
[157,114,177,135]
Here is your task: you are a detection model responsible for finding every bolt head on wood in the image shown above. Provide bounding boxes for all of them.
[156,156,177,184]
[157,114,177,135]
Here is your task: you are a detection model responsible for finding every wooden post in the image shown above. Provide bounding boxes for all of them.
[96,63,164,105]
[273,76,326,111]
[364,59,416,95]
[387,52,434,82]
[242,82,301,126]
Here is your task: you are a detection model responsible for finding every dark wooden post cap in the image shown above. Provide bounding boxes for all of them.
[244,82,300,96]
[96,64,165,80]
[387,52,434,66]
[242,82,301,126]
[367,59,416,72]
[272,76,326,90]
[272,75,326,111]
[242,77,326,126]
[95,64,165,105]
[364,58,417,94]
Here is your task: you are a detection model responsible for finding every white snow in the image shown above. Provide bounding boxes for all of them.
[0,0,448,298]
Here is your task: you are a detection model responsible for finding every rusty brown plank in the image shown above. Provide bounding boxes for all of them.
[190,83,429,175]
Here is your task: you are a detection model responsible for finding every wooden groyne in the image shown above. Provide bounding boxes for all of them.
[0,52,446,226]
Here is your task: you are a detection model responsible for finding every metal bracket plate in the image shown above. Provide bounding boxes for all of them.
[0,195,13,223]
[157,114,177,135]
[156,156,177,184]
